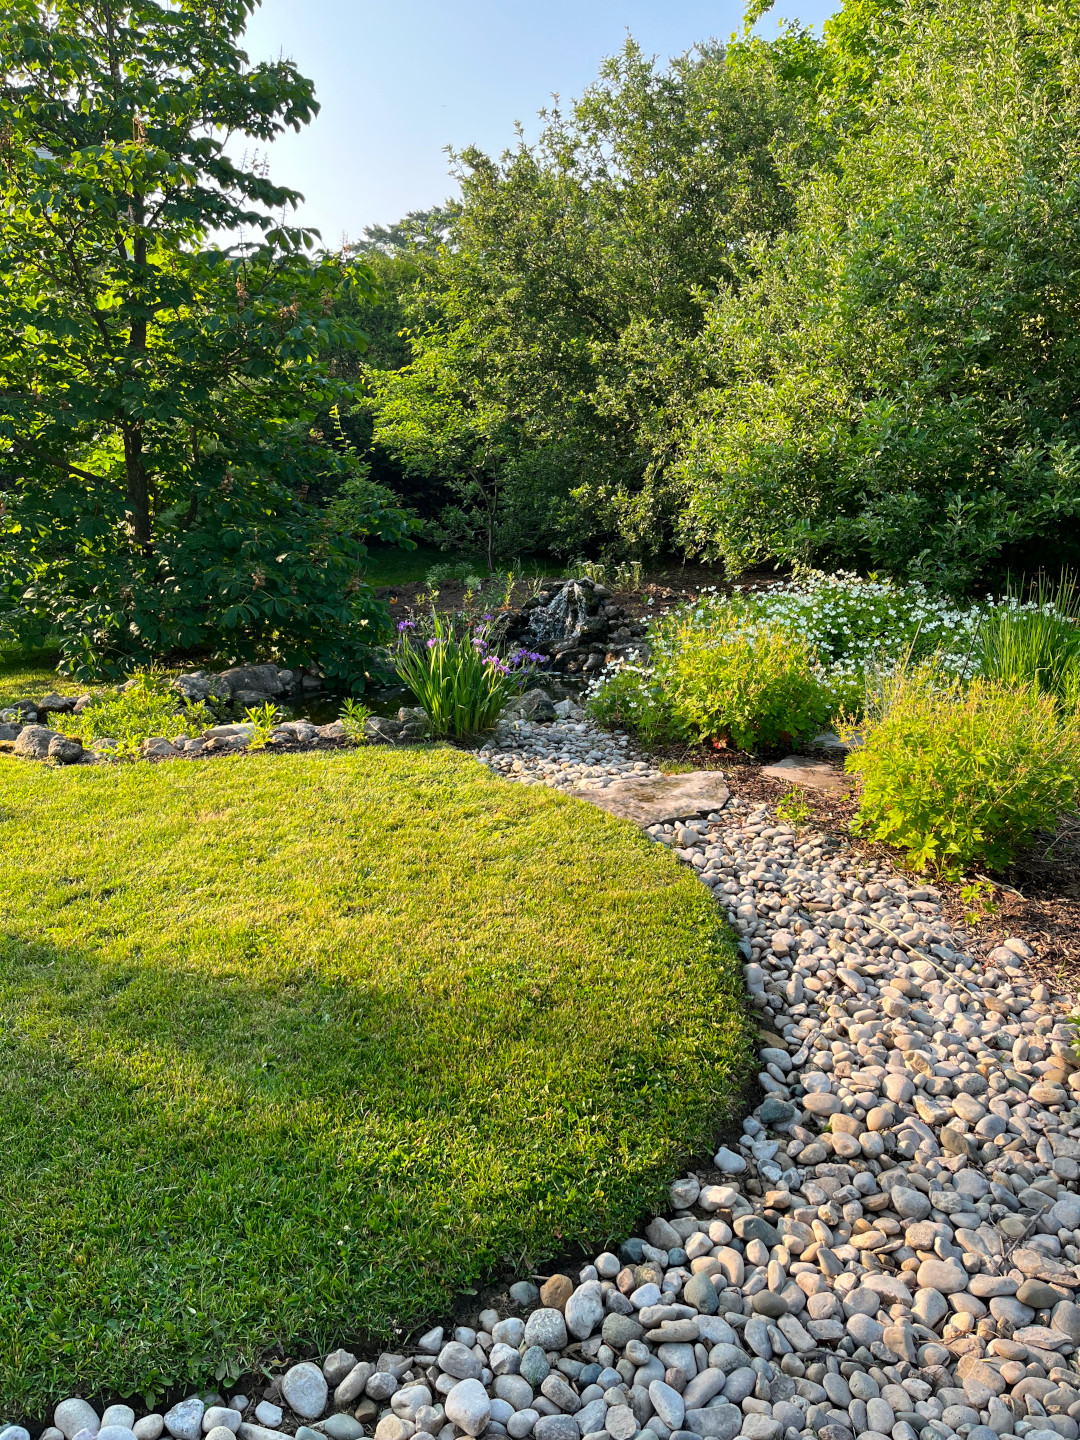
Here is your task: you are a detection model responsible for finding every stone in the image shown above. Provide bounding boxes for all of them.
[760,756,848,794]
[525,1308,568,1350]
[649,1383,685,1431]
[14,724,59,760]
[103,1414,136,1434]
[737,1417,781,1440]
[601,1314,643,1348]
[1019,1279,1066,1309]
[336,1362,376,1405]
[1052,1300,1080,1342]
[683,1273,720,1314]
[605,1407,638,1440]
[683,1407,741,1440]
[164,1402,205,1440]
[671,1177,701,1208]
[520,1347,552,1388]
[713,1147,747,1174]
[97,1431,136,1440]
[282,1363,328,1420]
[566,1282,605,1339]
[252,1409,280,1432]
[323,1419,364,1440]
[495,1377,535,1412]
[584,772,731,825]
[541,1275,575,1311]
[916,1259,969,1294]
[440,1342,484,1380]
[445,1381,491,1437]
[493,1318,526,1347]
[532,1419,578,1440]
[134,1422,164,1440]
[323,1350,359,1387]
[891,1188,932,1220]
[204,1429,237,1440]
[201,1414,239,1436]
[140,736,179,760]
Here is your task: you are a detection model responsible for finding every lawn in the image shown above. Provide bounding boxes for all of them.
[0,745,752,1411]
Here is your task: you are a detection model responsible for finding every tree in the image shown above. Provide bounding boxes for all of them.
[0,0,413,682]
[674,0,1080,589]
[365,34,826,561]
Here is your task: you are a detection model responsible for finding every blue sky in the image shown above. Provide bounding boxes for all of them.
[240,0,837,247]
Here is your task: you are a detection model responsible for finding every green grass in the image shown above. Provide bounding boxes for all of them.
[0,643,73,708]
[0,746,752,1411]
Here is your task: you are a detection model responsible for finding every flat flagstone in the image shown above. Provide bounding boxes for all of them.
[579,771,730,824]
[759,754,849,793]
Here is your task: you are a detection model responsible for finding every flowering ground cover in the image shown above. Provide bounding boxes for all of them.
[0,744,751,1411]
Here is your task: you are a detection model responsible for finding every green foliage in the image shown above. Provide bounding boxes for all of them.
[660,612,832,750]
[976,575,1080,699]
[393,613,535,739]
[53,670,210,756]
[243,702,285,750]
[844,667,1080,874]
[586,666,686,749]
[338,696,372,740]
[0,746,753,1409]
[775,787,813,826]
[0,0,414,683]
[676,0,1080,589]
[426,560,488,588]
[364,34,821,559]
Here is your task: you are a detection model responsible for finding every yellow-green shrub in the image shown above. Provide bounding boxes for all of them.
[844,667,1080,874]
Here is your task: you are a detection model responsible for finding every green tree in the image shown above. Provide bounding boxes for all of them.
[0,0,412,682]
[675,0,1080,589]
[367,34,826,561]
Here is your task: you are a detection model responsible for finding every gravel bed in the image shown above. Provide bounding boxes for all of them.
[475,706,663,791]
[13,720,1080,1440]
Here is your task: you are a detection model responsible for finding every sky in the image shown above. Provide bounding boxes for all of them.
[240,0,837,248]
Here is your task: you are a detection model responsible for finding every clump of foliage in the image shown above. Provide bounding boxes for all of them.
[843,668,1080,875]
[0,0,413,685]
[338,696,373,740]
[587,666,685,749]
[243,702,286,751]
[53,670,210,757]
[975,575,1080,699]
[394,613,541,740]
[660,613,831,750]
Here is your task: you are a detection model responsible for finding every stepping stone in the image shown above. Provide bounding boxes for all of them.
[760,755,849,794]
[580,772,730,825]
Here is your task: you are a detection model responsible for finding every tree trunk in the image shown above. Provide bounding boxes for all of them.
[123,205,152,553]
[123,421,152,551]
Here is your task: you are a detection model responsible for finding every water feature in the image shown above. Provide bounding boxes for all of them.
[526,581,592,645]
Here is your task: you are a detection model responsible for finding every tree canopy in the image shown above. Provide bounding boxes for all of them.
[0,0,412,681]
[362,0,1080,588]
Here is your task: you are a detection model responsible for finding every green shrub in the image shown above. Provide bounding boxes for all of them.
[394,613,541,739]
[844,667,1080,874]
[339,697,373,739]
[586,666,686,748]
[54,671,211,757]
[662,613,831,750]
[243,702,285,751]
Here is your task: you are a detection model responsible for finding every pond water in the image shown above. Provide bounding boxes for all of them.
[280,684,414,726]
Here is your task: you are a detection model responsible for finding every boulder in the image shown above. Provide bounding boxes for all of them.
[13,724,58,759]
[48,735,84,764]
[216,664,286,699]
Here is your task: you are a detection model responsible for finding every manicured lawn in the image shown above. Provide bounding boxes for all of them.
[0,746,752,1411]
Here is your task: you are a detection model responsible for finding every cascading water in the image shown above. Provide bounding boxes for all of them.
[526,581,591,645]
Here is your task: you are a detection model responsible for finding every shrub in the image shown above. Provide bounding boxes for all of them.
[53,671,211,757]
[844,667,1080,875]
[339,697,373,740]
[660,612,831,750]
[394,612,541,739]
[586,666,686,749]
